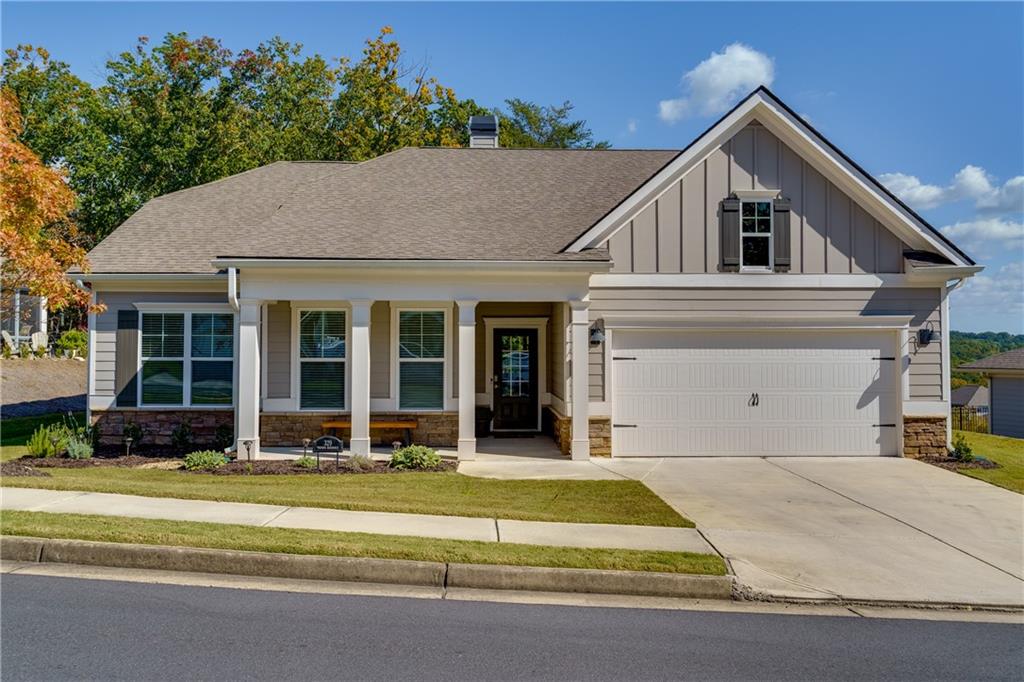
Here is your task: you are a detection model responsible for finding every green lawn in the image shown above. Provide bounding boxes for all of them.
[0,510,724,575]
[1,466,690,527]
[1,413,86,462]
[955,431,1024,494]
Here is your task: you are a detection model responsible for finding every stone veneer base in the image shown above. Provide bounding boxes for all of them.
[902,416,948,459]
[260,412,459,448]
[547,407,611,457]
[91,409,234,448]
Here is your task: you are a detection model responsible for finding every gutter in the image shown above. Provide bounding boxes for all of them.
[210,258,611,273]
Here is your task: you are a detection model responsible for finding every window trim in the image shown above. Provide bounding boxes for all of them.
[136,308,237,408]
[291,304,351,412]
[390,303,452,413]
[739,198,774,272]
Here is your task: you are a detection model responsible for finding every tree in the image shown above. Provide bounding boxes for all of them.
[0,88,91,311]
[498,98,609,149]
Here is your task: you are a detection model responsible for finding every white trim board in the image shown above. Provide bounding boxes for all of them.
[567,88,972,268]
[590,273,955,289]
[601,314,914,330]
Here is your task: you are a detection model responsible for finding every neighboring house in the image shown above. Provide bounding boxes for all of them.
[959,350,1024,438]
[73,87,981,460]
[951,384,989,414]
[0,288,47,349]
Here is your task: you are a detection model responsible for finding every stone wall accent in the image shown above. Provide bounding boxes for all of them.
[260,412,458,447]
[546,407,611,457]
[903,416,948,459]
[90,409,234,448]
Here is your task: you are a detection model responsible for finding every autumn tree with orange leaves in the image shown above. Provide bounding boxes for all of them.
[0,88,92,311]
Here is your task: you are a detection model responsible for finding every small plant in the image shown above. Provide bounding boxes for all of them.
[950,433,974,462]
[183,450,227,472]
[25,424,71,457]
[170,420,194,453]
[213,424,234,451]
[56,329,88,358]
[347,453,375,472]
[295,455,317,469]
[389,444,441,470]
[18,343,30,359]
[33,345,46,358]
[66,438,94,460]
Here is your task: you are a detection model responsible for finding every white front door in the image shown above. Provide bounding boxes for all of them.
[611,330,899,457]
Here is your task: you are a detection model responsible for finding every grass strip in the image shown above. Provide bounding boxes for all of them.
[1,467,691,527]
[956,431,1024,494]
[0,510,725,575]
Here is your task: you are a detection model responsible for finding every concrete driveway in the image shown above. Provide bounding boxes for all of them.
[597,457,1024,607]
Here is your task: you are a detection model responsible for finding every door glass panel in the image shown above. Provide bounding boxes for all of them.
[500,334,531,398]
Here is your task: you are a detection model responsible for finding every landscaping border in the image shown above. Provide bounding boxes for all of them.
[0,535,734,599]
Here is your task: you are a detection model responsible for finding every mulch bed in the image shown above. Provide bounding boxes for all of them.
[204,459,456,476]
[25,455,179,469]
[0,461,51,477]
[919,456,1000,472]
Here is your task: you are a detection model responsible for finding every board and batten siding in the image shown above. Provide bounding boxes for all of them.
[265,302,291,398]
[589,287,944,401]
[606,122,906,275]
[92,291,230,398]
[990,376,1024,438]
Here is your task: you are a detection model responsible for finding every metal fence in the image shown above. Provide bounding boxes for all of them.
[952,406,989,434]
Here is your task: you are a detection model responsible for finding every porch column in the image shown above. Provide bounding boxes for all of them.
[236,299,261,460]
[570,299,591,460]
[456,300,478,460]
[350,300,373,456]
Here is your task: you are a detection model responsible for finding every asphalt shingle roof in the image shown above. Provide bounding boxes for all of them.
[85,148,680,274]
[959,348,1024,372]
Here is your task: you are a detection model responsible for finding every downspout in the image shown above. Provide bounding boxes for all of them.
[227,267,239,312]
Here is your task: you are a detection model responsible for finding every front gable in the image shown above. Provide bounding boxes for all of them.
[571,87,974,273]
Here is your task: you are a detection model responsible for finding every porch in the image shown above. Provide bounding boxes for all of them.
[234,288,597,461]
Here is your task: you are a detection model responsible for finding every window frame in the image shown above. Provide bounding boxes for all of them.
[739,198,774,272]
[291,305,351,412]
[391,304,451,413]
[136,306,237,409]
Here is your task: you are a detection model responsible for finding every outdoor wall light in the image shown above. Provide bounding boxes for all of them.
[918,322,936,346]
[589,325,605,347]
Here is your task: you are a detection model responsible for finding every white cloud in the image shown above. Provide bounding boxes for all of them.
[658,43,774,123]
[626,119,638,135]
[951,261,1024,320]
[879,165,1024,213]
[940,218,1023,256]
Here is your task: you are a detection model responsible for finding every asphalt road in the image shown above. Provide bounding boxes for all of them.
[1,574,1021,681]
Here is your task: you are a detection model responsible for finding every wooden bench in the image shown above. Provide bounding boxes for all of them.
[320,419,419,447]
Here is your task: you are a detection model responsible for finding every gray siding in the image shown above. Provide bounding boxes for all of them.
[990,376,1024,438]
[266,302,291,399]
[92,291,228,398]
[370,301,391,399]
[606,123,907,274]
[590,286,943,401]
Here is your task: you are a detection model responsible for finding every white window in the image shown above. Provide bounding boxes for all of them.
[397,310,446,410]
[740,200,773,270]
[140,311,235,407]
[299,310,346,409]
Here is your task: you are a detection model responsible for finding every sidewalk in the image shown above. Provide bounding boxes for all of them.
[0,487,714,554]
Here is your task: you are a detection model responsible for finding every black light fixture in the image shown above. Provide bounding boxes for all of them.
[918,321,936,346]
[589,324,605,347]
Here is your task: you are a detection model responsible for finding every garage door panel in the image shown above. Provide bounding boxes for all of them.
[612,330,898,457]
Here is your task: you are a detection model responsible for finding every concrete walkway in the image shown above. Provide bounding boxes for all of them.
[0,487,713,555]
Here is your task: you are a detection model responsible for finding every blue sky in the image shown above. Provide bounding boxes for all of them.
[4,2,1023,333]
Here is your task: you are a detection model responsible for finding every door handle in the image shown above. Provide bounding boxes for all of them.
[749,392,760,407]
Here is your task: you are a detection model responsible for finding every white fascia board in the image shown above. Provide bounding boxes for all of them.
[566,96,760,252]
[601,314,915,330]
[70,272,225,281]
[212,258,611,273]
[906,264,984,281]
[591,273,939,289]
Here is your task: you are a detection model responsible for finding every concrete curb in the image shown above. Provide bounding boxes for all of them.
[0,536,734,600]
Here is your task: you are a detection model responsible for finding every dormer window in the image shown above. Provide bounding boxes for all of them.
[740,200,772,270]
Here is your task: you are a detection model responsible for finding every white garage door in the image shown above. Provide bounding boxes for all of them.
[611,330,899,457]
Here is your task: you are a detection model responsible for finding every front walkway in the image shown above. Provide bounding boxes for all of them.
[0,487,713,554]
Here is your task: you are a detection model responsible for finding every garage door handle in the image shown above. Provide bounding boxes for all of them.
[749,392,760,406]
[613,424,637,428]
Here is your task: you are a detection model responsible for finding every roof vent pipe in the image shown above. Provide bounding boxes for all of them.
[468,115,499,148]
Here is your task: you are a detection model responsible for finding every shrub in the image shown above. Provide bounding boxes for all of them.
[66,438,94,460]
[33,345,46,358]
[214,424,234,451]
[347,453,375,472]
[56,329,88,357]
[951,433,974,462]
[18,344,30,359]
[25,424,70,458]
[123,421,143,447]
[389,444,441,470]
[295,455,317,469]
[170,420,194,453]
[183,450,227,472]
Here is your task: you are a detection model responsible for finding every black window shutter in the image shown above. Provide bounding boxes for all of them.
[115,310,139,407]
[773,198,792,272]
[720,198,740,271]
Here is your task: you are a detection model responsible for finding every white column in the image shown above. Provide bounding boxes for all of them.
[349,300,373,456]
[35,297,48,343]
[236,299,262,460]
[569,300,591,460]
[456,300,478,460]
